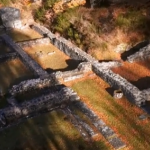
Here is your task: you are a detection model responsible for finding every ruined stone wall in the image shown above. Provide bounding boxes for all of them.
[9,62,92,95]
[0,87,79,127]
[31,24,146,106]
[92,63,146,106]
[31,24,97,63]
[0,34,49,78]
[127,44,150,62]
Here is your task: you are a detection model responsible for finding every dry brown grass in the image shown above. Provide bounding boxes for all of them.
[24,44,79,71]
[112,60,150,81]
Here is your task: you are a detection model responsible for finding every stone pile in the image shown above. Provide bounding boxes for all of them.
[0,7,22,29]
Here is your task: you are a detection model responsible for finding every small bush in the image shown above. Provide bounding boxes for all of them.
[53,13,71,33]
[34,7,46,22]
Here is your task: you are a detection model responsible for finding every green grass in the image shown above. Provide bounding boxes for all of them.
[71,77,150,149]
[0,110,109,150]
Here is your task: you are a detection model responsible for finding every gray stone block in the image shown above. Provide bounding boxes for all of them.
[108,136,126,150]
[0,7,22,28]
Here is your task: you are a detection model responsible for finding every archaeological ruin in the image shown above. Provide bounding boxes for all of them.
[0,6,150,149]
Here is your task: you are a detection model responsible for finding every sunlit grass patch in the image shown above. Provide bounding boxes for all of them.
[23,44,80,72]
[70,76,150,149]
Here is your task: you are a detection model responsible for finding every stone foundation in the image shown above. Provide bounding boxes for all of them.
[92,63,146,106]
[9,62,92,96]
[30,24,146,106]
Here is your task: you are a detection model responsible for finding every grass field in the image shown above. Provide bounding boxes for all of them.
[0,59,34,93]
[69,76,150,150]
[0,110,111,150]
[24,44,80,72]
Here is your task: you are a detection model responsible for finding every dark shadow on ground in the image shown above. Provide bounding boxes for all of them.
[0,108,109,150]
[121,41,149,61]
[105,87,116,97]
[141,101,150,114]
[130,76,150,90]
[45,59,82,73]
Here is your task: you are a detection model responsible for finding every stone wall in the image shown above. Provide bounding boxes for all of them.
[92,63,146,106]
[0,87,80,127]
[31,24,98,63]
[127,44,150,62]
[9,62,92,95]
